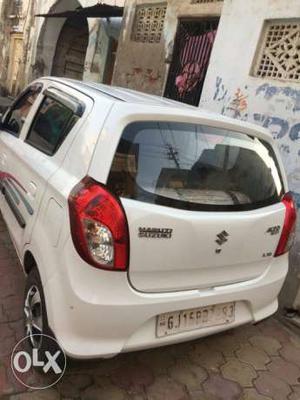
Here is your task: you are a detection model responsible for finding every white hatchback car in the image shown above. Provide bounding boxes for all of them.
[0,77,296,359]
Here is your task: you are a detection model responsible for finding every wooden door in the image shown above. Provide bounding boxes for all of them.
[51,17,89,80]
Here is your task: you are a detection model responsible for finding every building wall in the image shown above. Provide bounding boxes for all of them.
[28,0,123,85]
[0,0,10,94]
[84,17,122,83]
[200,0,300,309]
[0,0,124,94]
[113,0,223,95]
[201,0,300,202]
[0,0,28,95]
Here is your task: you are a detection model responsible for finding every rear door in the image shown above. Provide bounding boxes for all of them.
[0,82,93,256]
[106,119,286,293]
[0,83,43,254]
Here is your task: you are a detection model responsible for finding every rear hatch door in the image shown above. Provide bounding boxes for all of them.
[106,120,286,293]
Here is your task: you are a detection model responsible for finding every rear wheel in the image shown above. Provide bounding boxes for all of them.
[24,282,43,347]
[23,268,65,370]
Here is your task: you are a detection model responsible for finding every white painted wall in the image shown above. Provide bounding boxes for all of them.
[201,0,300,205]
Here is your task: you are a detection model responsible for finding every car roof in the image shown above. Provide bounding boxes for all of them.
[39,77,273,142]
[42,77,195,108]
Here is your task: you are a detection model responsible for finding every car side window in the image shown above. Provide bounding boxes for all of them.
[25,96,78,156]
[3,84,42,137]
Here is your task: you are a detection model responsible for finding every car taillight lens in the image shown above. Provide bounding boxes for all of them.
[68,176,129,271]
[275,192,297,257]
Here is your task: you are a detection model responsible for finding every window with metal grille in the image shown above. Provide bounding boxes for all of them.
[131,3,167,43]
[253,20,300,82]
[191,0,223,4]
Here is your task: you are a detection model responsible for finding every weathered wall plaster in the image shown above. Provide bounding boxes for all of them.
[0,0,19,95]
[0,0,124,93]
[113,0,223,94]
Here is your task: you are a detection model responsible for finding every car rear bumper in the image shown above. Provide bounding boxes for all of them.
[44,240,288,359]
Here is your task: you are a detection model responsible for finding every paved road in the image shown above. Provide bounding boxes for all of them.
[1,216,300,399]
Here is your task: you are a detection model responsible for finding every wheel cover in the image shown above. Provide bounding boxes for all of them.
[24,285,43,349]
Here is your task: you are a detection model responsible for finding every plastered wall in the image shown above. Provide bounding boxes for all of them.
[113,0,223,95]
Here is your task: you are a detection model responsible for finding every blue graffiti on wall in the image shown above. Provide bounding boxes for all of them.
[212,78,300,207]
[253,114,300,142]
[253,114,289,139]
[256,84,300,112]
[213,78,300,142]
[213,76,228,101]
[255,84,300,142]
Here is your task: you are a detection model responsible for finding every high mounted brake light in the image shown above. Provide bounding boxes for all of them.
[68,177,129,271]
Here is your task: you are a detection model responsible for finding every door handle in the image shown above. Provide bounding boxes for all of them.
[28,181,37,198]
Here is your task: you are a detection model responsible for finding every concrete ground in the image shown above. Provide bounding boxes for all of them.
[1,215,300,400]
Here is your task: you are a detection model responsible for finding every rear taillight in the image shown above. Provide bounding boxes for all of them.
[68,176,129,271]
[275,192,297,257]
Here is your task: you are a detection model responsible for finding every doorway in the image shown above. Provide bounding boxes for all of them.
[51,17,89,80]
[103,37,118,85]
[164,18,219,106]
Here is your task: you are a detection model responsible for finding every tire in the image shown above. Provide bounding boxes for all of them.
[23,267,65,371]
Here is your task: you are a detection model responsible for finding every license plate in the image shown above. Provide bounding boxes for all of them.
[156,302,235,338]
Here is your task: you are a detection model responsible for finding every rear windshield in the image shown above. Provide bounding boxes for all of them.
[107,121,284,211]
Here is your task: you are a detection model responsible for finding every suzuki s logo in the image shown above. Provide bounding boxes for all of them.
[216,231,229,246]
[215,230,229,254]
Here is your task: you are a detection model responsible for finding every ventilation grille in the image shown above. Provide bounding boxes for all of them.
[254,20,300,82]
[131,3,167,43]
